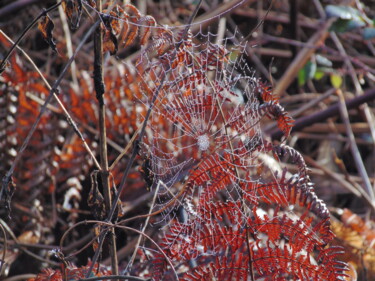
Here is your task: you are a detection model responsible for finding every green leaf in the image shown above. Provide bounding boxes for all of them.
[330,19,365,33]
[330,73,343,89]
[326,5,361,20]
[363,27,375,40]
[298,61,316,86]
[326,5,364,33]
[314,70,325,80]
[298,68,306,86]
[316,55,332,67]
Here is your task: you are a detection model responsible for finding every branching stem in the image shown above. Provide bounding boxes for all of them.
[86,2,203,279]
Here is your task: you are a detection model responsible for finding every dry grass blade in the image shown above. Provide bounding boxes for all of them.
[273,18,334,97]
[336,90,374,202]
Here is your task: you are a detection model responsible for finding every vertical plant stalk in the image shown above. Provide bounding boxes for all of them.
[86,1,204,278]
[337,90,375,201]
[92,0,118,277]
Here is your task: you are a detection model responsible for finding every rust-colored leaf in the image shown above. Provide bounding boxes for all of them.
[103,28,118,55]
[62,0,82,29]
[138,15,156,46]
[38,14,57,52]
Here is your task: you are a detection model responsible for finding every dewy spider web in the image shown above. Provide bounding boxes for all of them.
[73,2,342,279]
[119,25,272,222]
[0,1,347,279]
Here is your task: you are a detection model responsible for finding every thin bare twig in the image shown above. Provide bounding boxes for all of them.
[124,180,162,274]
[269,87,375,139]
[191,0,252,33]
[0,29,100,170]
[0,2,61,72]
[109,125,142,171]
[0,21,100,203]
[58,2,79,90]
[336,90,374,202]
[273,18,334,97]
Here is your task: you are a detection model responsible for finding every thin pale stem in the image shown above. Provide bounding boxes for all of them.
[90,0,118,277]
[0,29,100,169]
[87,2,203,279]
[337,90,375,202]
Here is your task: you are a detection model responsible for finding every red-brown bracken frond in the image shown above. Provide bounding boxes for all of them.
[257,101,294,138]
[138,15,156,46]
[28,262,111,281]
[251,241,348,280]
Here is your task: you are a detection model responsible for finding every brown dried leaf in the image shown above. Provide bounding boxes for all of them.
[18,230,40,244]
[103,28,118,55]
[122,4,141,47]
[62,0,82,29]
[38,15,57,52]
[138,15,156,46]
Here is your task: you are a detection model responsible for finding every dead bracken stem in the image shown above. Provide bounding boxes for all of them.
[89,0,118,278]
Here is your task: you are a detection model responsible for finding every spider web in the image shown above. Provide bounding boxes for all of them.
[119,26,270,220]
[84,0,306,240]
[79,2,339,279]
[81,0,274,220]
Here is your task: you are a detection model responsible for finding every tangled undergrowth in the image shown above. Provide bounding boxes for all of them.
[1,0,375,280]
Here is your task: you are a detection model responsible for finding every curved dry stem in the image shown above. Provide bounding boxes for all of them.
[0,20,100,203]
[0,29,101,170]
[66,235,101,260]
[60,220,94,251]
[0,2,61,73]
[0,223,7,275]
[60,220,178,280]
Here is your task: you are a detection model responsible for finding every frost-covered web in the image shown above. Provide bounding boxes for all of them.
[82,0,293,228]
[78,3,335,277]
[118,26,272,223]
